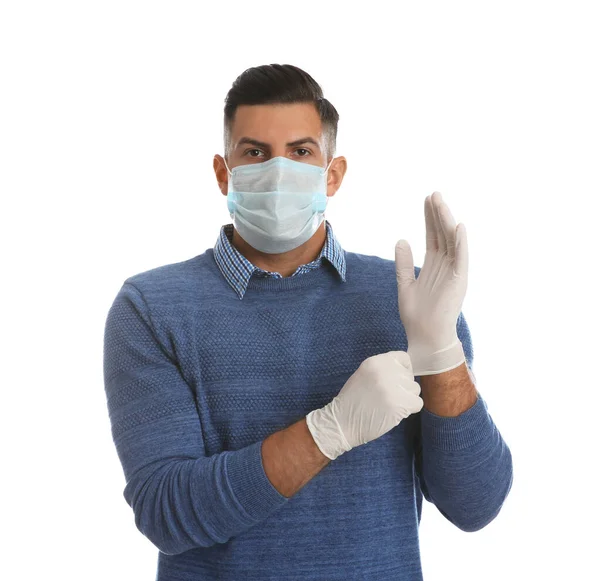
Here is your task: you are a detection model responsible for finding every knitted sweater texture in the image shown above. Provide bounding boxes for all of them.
[103,247,513,581]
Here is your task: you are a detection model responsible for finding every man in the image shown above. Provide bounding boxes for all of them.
[103,63,513,580]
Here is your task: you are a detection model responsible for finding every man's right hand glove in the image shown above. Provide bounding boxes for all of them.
[305,351,424,461]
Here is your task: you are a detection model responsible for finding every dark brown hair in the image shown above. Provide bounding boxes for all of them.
[223,64,339,161]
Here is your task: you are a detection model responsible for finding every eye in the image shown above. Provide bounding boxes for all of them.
[245,149,264,158]
[295,148,311,157]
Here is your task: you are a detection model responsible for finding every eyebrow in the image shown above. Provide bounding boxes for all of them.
[236,136,321,150]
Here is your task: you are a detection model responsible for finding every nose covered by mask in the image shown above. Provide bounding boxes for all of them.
[224,156,333,254]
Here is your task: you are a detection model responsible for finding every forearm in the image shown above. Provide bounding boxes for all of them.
[262,417,331,498]
[419,394,514,531]
[419,361,478,416]
[417,361,513,531]
[136,419,330,554]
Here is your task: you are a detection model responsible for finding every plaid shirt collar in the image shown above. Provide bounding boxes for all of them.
[213,220,347,299]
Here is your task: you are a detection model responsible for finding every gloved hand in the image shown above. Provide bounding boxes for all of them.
[305,351,424,461]
[394,192,469,376]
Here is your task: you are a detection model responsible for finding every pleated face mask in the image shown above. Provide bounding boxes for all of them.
[224,155,333,254]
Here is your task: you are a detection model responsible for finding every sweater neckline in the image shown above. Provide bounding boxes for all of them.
[245,260,340,292]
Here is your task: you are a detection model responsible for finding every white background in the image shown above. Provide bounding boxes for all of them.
[2,1,598,579]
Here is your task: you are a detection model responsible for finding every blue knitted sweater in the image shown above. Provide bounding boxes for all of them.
[103,248,513,581]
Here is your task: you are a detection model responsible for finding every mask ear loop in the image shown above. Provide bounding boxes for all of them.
[321,157,334,175]
[223,158,236,213]
[314,157,334,213]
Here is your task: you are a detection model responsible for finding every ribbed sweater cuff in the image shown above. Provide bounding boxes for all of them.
[420,393,492,451]
[226,439,289,521]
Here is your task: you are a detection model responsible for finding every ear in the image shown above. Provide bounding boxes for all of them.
[213,154,229,196]
[326,156,347,198]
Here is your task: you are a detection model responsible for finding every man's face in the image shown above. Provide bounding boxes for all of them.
[214,102,346,198]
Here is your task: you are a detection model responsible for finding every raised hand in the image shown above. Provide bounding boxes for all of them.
[394,191,469,376]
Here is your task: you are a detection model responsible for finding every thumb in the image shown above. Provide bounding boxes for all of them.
[395,240,415,288]
[394,350,413,372]
[454,223,468,278]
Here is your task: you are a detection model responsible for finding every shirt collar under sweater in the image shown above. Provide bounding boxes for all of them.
[213,220,347,299]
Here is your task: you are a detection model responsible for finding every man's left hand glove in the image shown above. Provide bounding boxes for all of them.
[395,191,469,376]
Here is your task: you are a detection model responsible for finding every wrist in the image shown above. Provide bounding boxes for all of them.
[306,400,351,461]
[407,334,465,376]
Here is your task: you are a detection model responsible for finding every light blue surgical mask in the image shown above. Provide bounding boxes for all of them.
[224,155,334,254]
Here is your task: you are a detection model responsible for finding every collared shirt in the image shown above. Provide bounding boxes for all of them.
[213,220,347,299]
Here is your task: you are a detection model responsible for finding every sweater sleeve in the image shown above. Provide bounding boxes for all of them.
[413,311,513,532]
[102,282,289,555]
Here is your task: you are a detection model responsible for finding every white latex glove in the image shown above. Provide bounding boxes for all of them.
[306,351,424,461]
[394,191,469,376]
